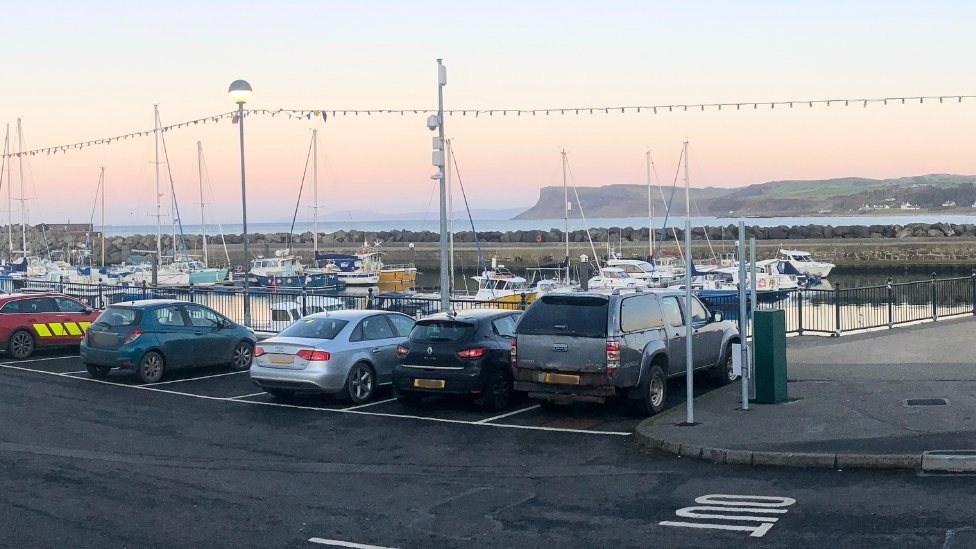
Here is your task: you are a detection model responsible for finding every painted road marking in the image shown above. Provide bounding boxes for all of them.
[228,392,268,399]
[309,538,399,549]
[475,405,540,424]
[0,362,632,436]
[660,494,796,538]
[0,355,79,365]
[143,370,247,386]
[344,398,397,411]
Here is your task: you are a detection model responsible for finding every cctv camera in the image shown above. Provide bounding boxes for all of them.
[426,114,439,131]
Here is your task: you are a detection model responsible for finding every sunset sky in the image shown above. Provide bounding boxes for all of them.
[2,1,974,226]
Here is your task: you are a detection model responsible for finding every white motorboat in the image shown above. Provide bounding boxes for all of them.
[779,249,834,278]
[468,267,537,304]
[587,267,645,290]
[606,257,677,288]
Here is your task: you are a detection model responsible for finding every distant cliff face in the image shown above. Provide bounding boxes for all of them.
[514,184,732,219]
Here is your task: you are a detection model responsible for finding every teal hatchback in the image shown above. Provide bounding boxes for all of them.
[80,299,256,383]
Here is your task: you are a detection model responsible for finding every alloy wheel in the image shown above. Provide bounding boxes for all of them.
[232,343,252,370]
[350,366,373,401]
[142,355,162,382]
[10,332,33,359]
[490,373,511,409]
[650,376,665,407]
[726,354,737,381]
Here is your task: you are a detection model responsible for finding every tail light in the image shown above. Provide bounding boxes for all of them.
[395,344,409,358]
[296,349,330,361]
[606,340,620,374]
[253,346,265,357]
[457,347,489,359]
[122,329,144,345]
[510,338,517,368]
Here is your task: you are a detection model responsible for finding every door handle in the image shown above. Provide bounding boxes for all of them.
[194,332,204,337]
[371,347,382,353]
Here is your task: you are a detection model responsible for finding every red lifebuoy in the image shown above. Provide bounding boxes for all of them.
[535,235,542,243]
[235,265,244,273]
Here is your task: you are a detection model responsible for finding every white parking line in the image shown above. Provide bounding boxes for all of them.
[475,405,540,424]
[228,392,267,399]
[0,363,632,436]
[1,355,79,365]
[343,398,396,411]
[143,370,246,386]
[309,538,399,549]
[63,371,90,375]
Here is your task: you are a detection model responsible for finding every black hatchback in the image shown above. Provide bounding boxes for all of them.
[392,310,520,411]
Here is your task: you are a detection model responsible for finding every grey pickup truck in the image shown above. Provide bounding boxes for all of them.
[511,289,740,416]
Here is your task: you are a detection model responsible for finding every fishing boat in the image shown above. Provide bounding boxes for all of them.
[779,249,834,278]
[251,250,343,290]
[469,267,537,304]
[314,245,381,286]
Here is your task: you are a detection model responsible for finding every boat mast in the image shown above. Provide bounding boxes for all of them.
[312,128,318,259]
[154,105,162,262]
[100,166,105,267]
[3,124,10,259]
[16,118,28,255]
[197,141,207,267]
[446,138,454,291]
[562,148,569,283]
[646,150,652,260]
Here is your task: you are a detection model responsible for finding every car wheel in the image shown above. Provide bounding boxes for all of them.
[230,341,253,371]
[482,370,513,412]
[396,393,423,407]
[633,364,667,417]
[266,389,295,400]
[345,363,376,404]
[711,344,739,386]
[86,363,111,379]
[136,351,165,384]
[7,330,34,360]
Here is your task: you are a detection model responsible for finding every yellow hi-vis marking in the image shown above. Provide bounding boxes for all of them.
[79,322,91,331]
[33,324,52,337]
[49,323,66,336]
[64,323,82,336]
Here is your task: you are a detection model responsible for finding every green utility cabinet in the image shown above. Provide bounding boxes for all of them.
[753,309,788,404]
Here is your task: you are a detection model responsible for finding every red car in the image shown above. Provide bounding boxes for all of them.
[0,292,99,360]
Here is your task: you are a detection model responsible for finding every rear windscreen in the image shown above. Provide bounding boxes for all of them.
[278,318,349,340]
[93,307,142,328]
[516,295,609,337]
[409,321,475,343]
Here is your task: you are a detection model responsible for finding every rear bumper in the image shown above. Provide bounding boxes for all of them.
[392,365,487,396]
[249,362,348,394]
[513,367,618,404]
[79,341,145,370]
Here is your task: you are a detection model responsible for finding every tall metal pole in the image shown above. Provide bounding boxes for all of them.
[238,102,250,327]
[738,221,749,410]
[154,105,162,263]
[312,128,318,258]
[446,138,454,292]
[17,118,25,254]
[100,167,105,268]
[683,140,694,424]
[436,59,449,312]
[562,149,569,283]
[197,141,207,267]
[749,237,757,401]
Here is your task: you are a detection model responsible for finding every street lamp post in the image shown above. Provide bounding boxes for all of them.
[229,79,253,327]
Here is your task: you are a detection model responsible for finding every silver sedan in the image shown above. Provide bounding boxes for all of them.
[249,310,415,404]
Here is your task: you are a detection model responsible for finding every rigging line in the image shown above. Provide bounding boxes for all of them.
[19,129,48,256]
[83,173,102,267]
[157,112,189,264]
[287,136,314,251]
[692,190,717,263]
[449,145,491,300]
[0,130,6,228]
[648,152,685,260]
[199,150,231,266]
[654,147,686,265]
[419,179,438,233]
[563,156,601,270]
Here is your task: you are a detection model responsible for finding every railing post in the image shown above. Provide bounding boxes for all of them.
[142,280,148,300]
[795,289,803,336]
[886,277,893,329]
[971,270,976,316]
[97,278,104,309]
[833,281,841,337]
[520,292,527,311]
[931,272,938,322]
[189,282,195,304]
[367,287,374,310]
[59,275,64,294]
[301,281,308,317]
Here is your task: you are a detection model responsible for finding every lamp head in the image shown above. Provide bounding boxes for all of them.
[228,80,253,104]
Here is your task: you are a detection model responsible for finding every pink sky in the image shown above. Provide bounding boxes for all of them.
[2,1,974,224]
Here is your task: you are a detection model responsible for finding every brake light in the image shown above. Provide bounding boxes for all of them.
[510,337,517,368]
[457,347,488,359]
[395,344,409,358]
[253,346,265,357]
[606,340,620,374]
[122,329,144,345]
[296,349,330,361]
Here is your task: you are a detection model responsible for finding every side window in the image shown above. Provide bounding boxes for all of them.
[661,297,684,327]
[0,300,24,313]
[386,314,415,338]
[55,297,88,313]
[491,315,517,338]
[25,298,57,313]
[155,306,186,327]
[620,295,665,332]
[185,305,222,328]
[690,298,709,324]
[361,315,395,341]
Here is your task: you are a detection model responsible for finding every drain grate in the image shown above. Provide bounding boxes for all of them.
[906,398,949,406]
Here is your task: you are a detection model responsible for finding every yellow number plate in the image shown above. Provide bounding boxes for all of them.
[267,354,295,364]
[544,373,580,385]
[414,379,445,389]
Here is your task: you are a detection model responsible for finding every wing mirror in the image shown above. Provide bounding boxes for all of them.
[710,311,723,323]
[84,307,94,315]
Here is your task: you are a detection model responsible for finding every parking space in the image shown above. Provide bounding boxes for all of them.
[0,351,728,436]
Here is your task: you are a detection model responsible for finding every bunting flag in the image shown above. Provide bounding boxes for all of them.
[232,115,239,124]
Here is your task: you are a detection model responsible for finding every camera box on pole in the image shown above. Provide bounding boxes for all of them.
[753,309,788,404]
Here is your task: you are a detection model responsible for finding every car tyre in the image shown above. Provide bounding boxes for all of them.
[633,364,667,417]
[482,370,513,412]
[345,363,376,405]
[86,363,111,379]
[266,389,295,400]
[230,341,254,371]
[136,351,165,384]
[396,393,423,407]
[8,329,34,360]
[711,343,739,386]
